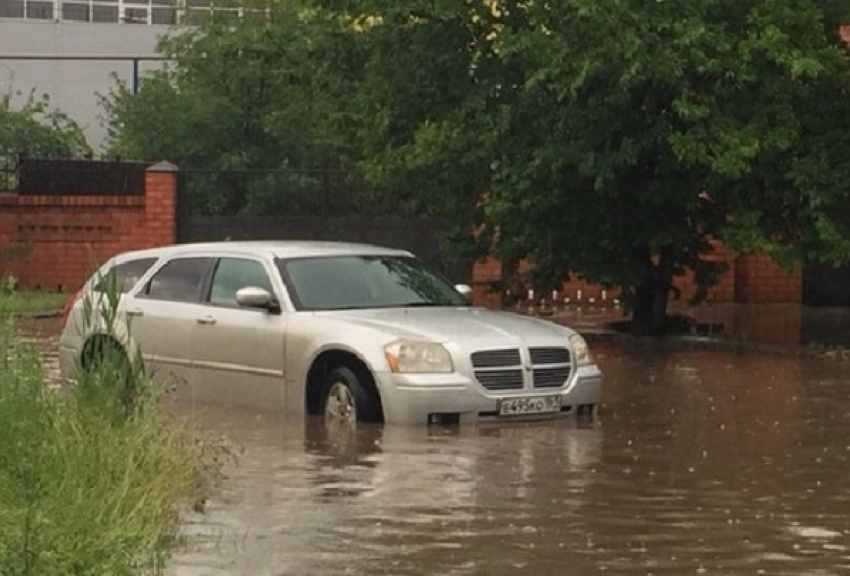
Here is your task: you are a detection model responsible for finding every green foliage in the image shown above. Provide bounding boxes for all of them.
[0,91,91,163]
[0,291,68,316]
[101,3,369,214]
[0,288,221,573]
[315,0,850,332]
[103,0,850,331]
[0,274,17,295]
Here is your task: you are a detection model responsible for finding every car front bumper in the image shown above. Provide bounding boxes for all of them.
[375,364,603,425]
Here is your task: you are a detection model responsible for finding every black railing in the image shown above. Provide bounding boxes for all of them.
[0,155,17,192]
[178,161,386,217]
[15,157,147,196]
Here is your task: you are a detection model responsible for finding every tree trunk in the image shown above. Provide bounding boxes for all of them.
[630,246,675,336]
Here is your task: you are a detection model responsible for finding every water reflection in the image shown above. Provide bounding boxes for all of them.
[14,319,850,575]
[674,302,850,348]
[587,344,850,575]
[168,409,604,576]
[167,344,850,576]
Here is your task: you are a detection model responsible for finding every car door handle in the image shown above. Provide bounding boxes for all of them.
[196,315,217,326]
[126,308,144,317]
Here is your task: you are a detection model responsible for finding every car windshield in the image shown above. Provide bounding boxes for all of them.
[278,255,469,311]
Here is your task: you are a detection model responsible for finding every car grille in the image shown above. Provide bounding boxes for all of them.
[471,346,572,392]
[471,349,522,368]
[532,367,572,388]
[530,347,570,365]
[475,369,525,390]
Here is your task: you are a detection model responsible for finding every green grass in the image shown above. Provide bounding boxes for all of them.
[0,291,69,315]
[0,317,223,574]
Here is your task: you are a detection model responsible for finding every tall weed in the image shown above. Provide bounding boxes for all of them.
[0,298,221,574]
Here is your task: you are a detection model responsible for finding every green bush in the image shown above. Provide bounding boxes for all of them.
[0,291,68,316]
[0,315,222,574]
[0,275,17,295]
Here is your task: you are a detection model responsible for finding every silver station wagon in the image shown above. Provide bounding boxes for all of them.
[58,241,602,425]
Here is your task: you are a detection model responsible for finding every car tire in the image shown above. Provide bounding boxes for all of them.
[81,336,127,371]
[321,366,381,425]
[80,337,139,408]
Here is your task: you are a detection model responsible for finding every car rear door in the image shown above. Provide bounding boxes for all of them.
[190,255,288,410]
[122,256,214,387]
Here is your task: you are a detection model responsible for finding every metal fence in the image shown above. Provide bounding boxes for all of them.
[0,156,147,195]
[0,156,17,193]
[178,162,389,217]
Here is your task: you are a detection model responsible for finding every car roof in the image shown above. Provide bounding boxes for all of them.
[110,240,413,263]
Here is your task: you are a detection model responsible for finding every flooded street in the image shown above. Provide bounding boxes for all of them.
[168,344,850,576]
[19,317,850,574]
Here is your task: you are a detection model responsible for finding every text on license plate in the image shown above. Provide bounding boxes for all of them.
[499,395,562,416]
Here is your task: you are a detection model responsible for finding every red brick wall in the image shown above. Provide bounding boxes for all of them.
[470,256,503,309]
[0,164,177,291]
[735,252,802,303]
[472,246,801,308]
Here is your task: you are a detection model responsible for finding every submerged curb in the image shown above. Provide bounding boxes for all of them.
[576,324,848,362]
[3,309,62,320]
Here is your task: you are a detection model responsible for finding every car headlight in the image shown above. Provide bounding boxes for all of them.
[569,333,592,365]
[385,341,453,373]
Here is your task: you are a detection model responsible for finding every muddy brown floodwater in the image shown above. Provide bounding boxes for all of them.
[166,343,850,576]
[20,319,850,575]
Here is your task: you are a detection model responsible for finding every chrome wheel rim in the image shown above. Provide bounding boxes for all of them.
[324,381,357,424]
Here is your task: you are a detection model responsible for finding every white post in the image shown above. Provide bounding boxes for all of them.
[174,0,185,25]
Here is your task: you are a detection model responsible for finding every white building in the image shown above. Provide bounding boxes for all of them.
[0,0,231,148]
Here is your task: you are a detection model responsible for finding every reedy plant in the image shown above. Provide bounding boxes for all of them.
[0,274,224,575]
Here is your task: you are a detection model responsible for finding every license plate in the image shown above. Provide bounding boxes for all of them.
[499,395,562,417]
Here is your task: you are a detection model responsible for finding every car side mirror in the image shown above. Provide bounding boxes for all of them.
[235,286,282,314]
[455,283,473,301]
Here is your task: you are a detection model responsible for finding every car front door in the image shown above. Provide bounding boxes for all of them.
[191,256,287,410]
[122,256,214,388]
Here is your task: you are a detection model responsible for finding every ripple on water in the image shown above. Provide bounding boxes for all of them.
[18,338,850,576]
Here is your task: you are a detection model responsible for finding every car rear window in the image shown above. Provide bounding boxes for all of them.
[141,257,212,302]
[94,257,158,294]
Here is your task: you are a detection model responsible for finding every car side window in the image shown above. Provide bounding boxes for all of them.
[141,257,212,302]
[208,257,274,307]
[94,258,158,294]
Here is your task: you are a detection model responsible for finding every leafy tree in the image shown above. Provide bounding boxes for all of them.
[102,3,367,214]
[0,91,90,165]
[316,0,850,334]
[0,91,89,265]
[105,0,850,333]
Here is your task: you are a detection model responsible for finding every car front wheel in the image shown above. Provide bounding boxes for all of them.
[321,366,380,425]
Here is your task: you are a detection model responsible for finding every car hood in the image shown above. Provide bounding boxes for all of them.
[322,306,573,345]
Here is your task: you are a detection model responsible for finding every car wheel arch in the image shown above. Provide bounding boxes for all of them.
[80,333,128,370]
[305,349,384,422]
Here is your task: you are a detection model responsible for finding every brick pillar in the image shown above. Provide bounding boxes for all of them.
[144,161,178,247]
[471,256,503,309]
[734,252,802,303]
